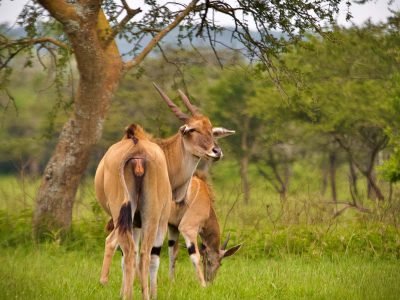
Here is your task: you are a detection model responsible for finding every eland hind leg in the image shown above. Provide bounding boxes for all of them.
[149,205,170,299]
[179,226,206,287]
[115,201,136,300]
[118,228,135,299]
[138,193,160,300]
[100,228,118,285]
[167,225,180,280]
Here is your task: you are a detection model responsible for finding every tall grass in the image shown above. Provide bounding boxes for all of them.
[0,169,399,299]
[1,246,399,299]
[1,168,400,256]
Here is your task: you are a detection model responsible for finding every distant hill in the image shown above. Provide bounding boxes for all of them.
[116,27,250,59]
[1,23,283,59]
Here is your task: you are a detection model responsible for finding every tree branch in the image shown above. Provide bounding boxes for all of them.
[258,167,280,193]
[0,37,70,70]
[123,0,199,72]
[2,37,69,50]
[104,2,142,46]
[0,46,28,70]
[37,0,79,24]
[196,0,210,37]
[205,20,223,68]
[156,43,188,89]
[330,201,371,218]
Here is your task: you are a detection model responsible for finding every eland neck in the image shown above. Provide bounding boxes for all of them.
[155,133,200,191]
[200,207,221,253]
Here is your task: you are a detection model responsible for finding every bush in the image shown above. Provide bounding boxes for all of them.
[231,223,400,259]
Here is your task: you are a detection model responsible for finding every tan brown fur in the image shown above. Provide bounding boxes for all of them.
[95,128,171,300]
[124,123,152,141]
[96,86,234,299]
[168,175,241,286]
[194,170,215,203]
[96,118,228,298]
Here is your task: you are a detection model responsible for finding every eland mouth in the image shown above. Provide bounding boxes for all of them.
[206,146,223,161]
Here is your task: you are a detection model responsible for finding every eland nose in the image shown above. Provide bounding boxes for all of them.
[212,146,222,157]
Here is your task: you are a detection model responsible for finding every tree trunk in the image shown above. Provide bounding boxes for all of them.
[348,157,358,197]
[279,185,287,201]
[33,7,123,239]
[281,162,291,200]
[366,147,384,201]
[366,171,384,201]
[329,152,337,203]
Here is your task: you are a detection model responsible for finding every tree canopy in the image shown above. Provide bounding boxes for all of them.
[0,0,390,237]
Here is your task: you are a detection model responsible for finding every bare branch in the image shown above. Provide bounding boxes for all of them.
[331,202,371,218]
[0,37,70,70]
[156,44,188,90]
[222,189,241,234]
[105,2,142,45]
[36,45,48,69]
[123,0,199,72]
[1,88,18,114]
[2,37,69,50]
[258,167,280,193]
[0,46,28,70]
[196,0,210,37]
[205,21,223,68]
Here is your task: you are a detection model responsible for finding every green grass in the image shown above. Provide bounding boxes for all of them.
[0,246,399,299]
[0,174,399,299]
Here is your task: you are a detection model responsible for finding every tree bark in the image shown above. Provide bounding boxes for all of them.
[329,152,337,203]
[366,171,384,201]
[280,163,290,201]
[365,143,385,201]
[33,4,123,239]
[335,134,386,202]
[348,157,359,197]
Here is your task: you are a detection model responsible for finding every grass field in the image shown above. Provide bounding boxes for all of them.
[1,173,400,299]
[1,245,399,300]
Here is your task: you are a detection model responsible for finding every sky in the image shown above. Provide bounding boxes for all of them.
[0,0,399,28]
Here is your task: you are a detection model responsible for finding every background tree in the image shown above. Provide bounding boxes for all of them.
[208,67,262,204]
[247,79,297,202]
[280,20,399,204]
[0,0,349,238]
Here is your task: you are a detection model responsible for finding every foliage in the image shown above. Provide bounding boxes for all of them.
[380,151,400,183]
[1,9,400,240]
[1,170,399,257]
[379,72,400,183]
[2,18,400,201]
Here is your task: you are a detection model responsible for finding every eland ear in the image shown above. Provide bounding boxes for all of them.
[180,124,195,135]
[213,127,236,139]
[222,244,242,259]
